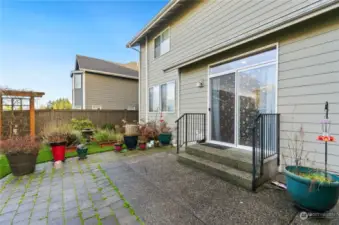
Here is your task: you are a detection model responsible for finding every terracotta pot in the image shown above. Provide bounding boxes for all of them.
[6,153,37,176]
[66,146,77,152]
[99,142,114,148]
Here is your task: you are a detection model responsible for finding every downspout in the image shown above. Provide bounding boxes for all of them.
[145,36,148,122]
[130,47,141,121]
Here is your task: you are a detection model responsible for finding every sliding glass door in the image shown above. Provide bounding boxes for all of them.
[210,73,235,144]
[209,48,277,150]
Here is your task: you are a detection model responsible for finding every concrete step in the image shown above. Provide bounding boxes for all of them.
[178,153,253,190]
[186,144,253,173]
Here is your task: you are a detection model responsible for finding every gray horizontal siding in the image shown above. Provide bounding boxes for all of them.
[278,17,339,171]
[85,72,138,110]
[145,0,335,71]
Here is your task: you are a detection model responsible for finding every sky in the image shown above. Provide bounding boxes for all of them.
[0,0,167,106]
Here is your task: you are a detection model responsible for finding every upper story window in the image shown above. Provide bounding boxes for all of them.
[154,28,170,58]
[73,73,82,89]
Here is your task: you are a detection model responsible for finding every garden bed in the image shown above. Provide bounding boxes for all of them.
[0,143,114,179]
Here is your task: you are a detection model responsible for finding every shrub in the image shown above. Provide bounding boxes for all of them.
[71,118,94,131]
[102,123,114,130]
[93,130,110,143]
[0,136,41,155]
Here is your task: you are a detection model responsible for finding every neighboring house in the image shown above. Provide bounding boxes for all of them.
[127,0,339,189]
[70,55,139,110]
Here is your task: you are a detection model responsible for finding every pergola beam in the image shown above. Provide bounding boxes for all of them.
[0,90,45,98]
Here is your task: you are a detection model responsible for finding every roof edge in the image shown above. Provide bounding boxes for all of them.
[126,0,181,48]
[82,69,139,80]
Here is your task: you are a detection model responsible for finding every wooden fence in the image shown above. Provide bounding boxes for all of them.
[1,109,138,136]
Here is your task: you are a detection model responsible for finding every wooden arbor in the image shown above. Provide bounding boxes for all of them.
[0,89,45,138]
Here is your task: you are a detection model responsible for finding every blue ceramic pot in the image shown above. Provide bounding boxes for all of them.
[159,133,172,145]
[285,166,339,212]
[124,136,138,150]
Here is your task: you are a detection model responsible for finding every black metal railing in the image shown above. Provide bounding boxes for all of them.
[252,113,280,191]
[175,113,206,154]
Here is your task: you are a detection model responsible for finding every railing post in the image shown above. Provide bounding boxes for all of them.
[252,126,256,191]
[203,114,206,141]
[176,121,179,154]
[277,114,280,166]
[185,114,188,148]
[260,115,264,175]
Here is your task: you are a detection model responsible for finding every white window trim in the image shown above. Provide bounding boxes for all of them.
[72,71,84,109]
[148,80,176,113]
[154,27,170,59]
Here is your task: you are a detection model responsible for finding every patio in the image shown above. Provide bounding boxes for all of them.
[0,150,338,225]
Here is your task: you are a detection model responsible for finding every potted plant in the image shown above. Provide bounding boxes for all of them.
[284,102,339,212]
[114,134,124,152]
[123,120,139,150]
[47,132,68,162]
[158,121,172,145]
[93,130,113,148]
[76,144,88,160]
[0,136,41,176]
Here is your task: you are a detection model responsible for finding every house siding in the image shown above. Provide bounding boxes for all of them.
[139,0,336,122]
[85,72,138,110]
[179,12,339,171]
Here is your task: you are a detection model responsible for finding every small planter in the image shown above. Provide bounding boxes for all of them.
[6,153,37,176]
[50,141,66,162]
[76,145,88,160]
[66,145,77,152]
[114,144,123,152]
[124,136,138,150]
[285,166,339,212]
[159,133,172,145]
[139,142,146,150]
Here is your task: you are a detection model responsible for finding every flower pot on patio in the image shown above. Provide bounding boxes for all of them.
[159,133,172,145]
[124,136,138,150]
[285,166,339,212]
[0,136,41,176]
[6,153,38,176]
[114,143,123,152]
[76,144,88,160]
[139,143,146,150]
[50,142,66,162]
[99,142,114,148]
[66,145,77,152]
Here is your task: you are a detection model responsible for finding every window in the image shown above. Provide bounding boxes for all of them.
[149,81,175,113]
[160,81,175,112]
[149,86,160,112]
[154,28,170,58]
[74,74,82,89]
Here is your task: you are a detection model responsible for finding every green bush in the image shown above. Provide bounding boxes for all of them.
[93,130,110,143]
[102,123,114,130]
[71,118,94,131]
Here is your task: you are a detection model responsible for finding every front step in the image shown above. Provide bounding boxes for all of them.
[186,144,252,173]
[178,153,253,190]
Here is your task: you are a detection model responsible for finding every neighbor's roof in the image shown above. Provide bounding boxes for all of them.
[76,55,138,79]
[127,0,185,47]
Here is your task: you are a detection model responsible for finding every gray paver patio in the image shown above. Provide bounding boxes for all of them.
[1,149,339,225]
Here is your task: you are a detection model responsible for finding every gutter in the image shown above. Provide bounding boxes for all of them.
[163,0,339,71]
[81,69,139,80]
